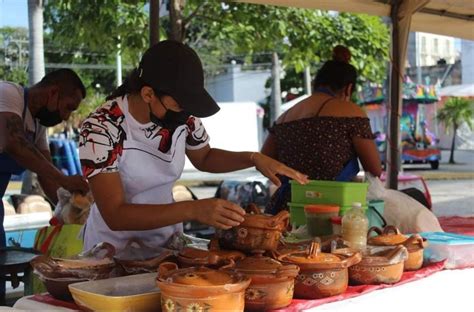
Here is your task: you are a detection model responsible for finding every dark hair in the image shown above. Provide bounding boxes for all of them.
[39,69,86,98]
[313,45,357,93]
[106,68,166,101]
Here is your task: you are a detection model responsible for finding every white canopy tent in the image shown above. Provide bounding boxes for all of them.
[237,0,474,189]
[440,84,474,97]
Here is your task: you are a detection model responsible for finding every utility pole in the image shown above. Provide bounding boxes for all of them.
[270,52,282,123]
[304,66,312,95]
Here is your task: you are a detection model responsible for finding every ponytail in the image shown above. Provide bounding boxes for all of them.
[313,45,357,93]
[106,68,146,101]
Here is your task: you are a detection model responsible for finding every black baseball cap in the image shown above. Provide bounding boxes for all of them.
[137,40,220,118]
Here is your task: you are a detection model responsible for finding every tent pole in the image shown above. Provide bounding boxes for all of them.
[387,0,402,190]
[271,52,282,122]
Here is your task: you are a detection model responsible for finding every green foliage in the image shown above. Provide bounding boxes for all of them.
[437,97,474,132]
[0,66,28,85]
[0,27,29,85]
[192,3,389,83]
[37,0,389,120]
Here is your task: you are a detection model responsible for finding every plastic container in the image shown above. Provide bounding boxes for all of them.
[339,205,368,216]
[304,205,340,237]
[288,202,306,227]
[420,232,474,269]
[367,200,386,230]
[330,216,342,235]
[69,273,161,311]
[341,202,369,251]
[290,180,368,206]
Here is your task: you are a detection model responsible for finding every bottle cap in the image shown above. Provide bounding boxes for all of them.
[352,202,362,209]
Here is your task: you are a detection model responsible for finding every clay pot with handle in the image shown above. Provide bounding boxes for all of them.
[178,238,246,268]
[347,245,409,285]
[368,226,427,271]
[277,241,361,299]
[114,238,176,275]
[156,262,250,312]
[221,252,299,310]
[403,234,428,271]
[216,204,290,253]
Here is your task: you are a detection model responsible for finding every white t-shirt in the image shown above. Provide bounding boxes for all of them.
[0,81,49,152]
[79,96,210,179]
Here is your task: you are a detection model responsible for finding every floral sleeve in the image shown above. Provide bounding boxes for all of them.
[79,101,127,179]
[185,116,210,150]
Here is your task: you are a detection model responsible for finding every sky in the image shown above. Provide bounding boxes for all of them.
[0,0,28,28]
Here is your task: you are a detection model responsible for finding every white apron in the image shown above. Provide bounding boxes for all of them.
[83,101,187,252]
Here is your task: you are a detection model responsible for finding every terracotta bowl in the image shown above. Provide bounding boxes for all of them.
[157,262,250,312]
[177,239,245,269]
[404,235,428,271]
[368,226,427,271]
[222,253,299,310]
[40,276,87,301]
[217,204,289,252]
[348,245,408,285]
[278,241,361,299]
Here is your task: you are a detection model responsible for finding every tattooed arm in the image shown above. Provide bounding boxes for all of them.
[37,150,61,204]
[0,112,89,194]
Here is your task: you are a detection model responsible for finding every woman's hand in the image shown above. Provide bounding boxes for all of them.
[252,152,309,187]
[193,198,246,230]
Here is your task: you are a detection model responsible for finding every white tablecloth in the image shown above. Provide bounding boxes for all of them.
[307,268,473,312]
[12,296,74,311]
[9,268,474,311]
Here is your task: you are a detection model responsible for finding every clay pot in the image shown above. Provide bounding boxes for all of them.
[278,241,361,299]
[178,239,245,268]
[222,253,299,310]
[216,204,289,252]
[368,226,427,271]
[31,242,116,280]
[367,226,408,246]
[31,243,116,300]
[403,234,428,271]
[156,262,250,312]
[40,276,87,301]
[347,245,409,285]
[114,239,176,274]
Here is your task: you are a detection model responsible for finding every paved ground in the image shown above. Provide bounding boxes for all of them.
[180,149,474,218]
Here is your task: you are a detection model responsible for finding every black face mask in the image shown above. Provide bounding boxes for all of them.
[35,107,63,127]
[148,102,190,130]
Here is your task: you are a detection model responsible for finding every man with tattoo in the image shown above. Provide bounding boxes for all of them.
[0,69,89,249]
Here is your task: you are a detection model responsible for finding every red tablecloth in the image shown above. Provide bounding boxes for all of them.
[438,216,474,236]
[272,261,445,312]
[28,262,445,312]
[28,294,80,310]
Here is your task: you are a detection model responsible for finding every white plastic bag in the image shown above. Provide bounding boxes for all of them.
[54,188,92,225]
[366,174,443,233]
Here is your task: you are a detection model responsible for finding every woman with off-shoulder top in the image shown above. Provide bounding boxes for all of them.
[262,46,382,214]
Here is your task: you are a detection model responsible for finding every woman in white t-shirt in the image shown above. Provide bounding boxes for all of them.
[79,40,308,251]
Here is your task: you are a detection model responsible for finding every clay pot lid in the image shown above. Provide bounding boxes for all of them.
[159,263,235,286]
[359,245,409,266]
[240,204,289,230]
[234,253,283,274]
[368,226,408,246]
[279,241,342,265]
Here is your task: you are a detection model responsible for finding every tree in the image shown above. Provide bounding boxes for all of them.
[0,27,29,85]
[437,97,474,164]
[27,0,45,85]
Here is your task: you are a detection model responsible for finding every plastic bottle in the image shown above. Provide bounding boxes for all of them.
[341,202,369,251]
